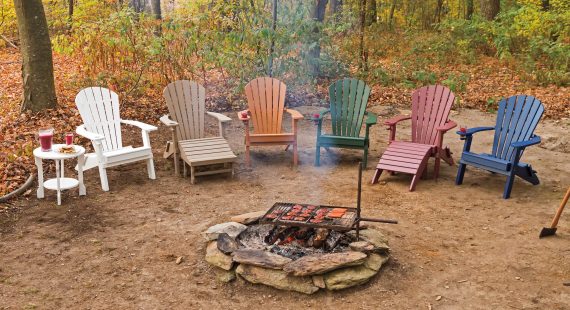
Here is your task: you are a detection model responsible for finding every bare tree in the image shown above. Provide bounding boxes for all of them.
[150,0,161,19]
[308,0,329,76]
[13,0,57,112]
[480,0,500,20]
[466,0,474,20]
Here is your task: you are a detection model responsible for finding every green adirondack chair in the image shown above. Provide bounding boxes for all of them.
[314,78,377,167]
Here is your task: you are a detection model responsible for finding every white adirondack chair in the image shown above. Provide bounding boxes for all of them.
[75,87,157,191]
[160,80,236,183]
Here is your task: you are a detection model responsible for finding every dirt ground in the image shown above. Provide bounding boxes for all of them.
[1,105,569,309]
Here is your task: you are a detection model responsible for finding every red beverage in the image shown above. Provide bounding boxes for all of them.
[313,113,320,119]
[65,133,74,145]
[39,128,54,152]
[241,111,248,119]
[460,127,467,133]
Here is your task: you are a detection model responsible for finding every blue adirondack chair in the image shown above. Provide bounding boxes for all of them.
[455,95,544,199]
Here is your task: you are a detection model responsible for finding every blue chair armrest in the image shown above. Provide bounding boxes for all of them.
[365,111,377,126]
[511,135,541,148]
[456,126,494,136]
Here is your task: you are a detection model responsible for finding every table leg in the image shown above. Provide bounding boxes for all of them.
[60,159,65,178]
[78,154,86,196]
[35,156,44,199]
[56,159,61,205]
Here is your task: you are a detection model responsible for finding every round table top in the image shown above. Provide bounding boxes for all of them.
[33,144,86,160]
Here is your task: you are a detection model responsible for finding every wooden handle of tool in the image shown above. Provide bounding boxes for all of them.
[551,187,570,228]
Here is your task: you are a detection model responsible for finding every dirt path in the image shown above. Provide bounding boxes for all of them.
[1,107,569,309]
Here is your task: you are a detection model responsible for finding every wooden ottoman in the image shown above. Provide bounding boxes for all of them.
[179,137,237,184]
[371,141,433,191]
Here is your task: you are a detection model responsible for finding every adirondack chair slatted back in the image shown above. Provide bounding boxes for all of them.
[76,87,123,152]
[245,77,286,134]
[328,79,371,137]
[492,95,544,161]
[411,85,455,145]
[163,80,206,141]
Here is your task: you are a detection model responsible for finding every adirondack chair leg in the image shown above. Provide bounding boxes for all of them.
[434,157,441,180]
[245,145,251,166]
[285,145,290,151]
[315,144,321,166]
[456,163,466,185]
[147,158,156,180]
[410,175,420,191]
[515,164,540,185]
[190,166,196,184]
[98,166,110,192]
[503,171,517,199]
[362,145,368,168]
[371,168,383,184]
[293,142,298,166]
[183,162,187,178]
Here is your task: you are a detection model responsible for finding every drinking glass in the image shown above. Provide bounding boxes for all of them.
[65,132,74,146]
[39,128,54,152]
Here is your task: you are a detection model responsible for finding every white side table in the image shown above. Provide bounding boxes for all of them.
[33,144,86,205]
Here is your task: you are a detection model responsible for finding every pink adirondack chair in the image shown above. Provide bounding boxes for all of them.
[371,85,457,191]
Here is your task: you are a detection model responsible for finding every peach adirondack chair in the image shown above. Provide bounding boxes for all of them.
[371,85,457,191]
[238,77,303,166]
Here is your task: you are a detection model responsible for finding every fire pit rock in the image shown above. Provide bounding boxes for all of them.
[203,215,391,293]
[203,222,247,241]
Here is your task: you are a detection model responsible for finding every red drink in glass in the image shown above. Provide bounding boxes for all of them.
[65,133,73,145]
[39,128,54,152]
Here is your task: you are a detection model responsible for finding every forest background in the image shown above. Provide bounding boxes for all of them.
[0,0,568,196]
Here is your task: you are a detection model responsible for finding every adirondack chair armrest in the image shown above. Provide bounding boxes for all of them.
[315,109,330,120]
[456,126,494,136]
[207,112,232,123]
[121,119,158,132]
[512,135,541,149]
[76,125,105,141]
[285,109,304,120]
[365,111,378,126]
[384,115,411,126]
[159,115,179,127]
[436,120,457,132]
[237,109,250,121]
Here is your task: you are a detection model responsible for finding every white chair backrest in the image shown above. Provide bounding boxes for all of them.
[75,87,123,152]
[163,80,206,140]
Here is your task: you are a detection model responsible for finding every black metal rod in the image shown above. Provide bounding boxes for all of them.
[356,162,362,240]
[360,217,398,224]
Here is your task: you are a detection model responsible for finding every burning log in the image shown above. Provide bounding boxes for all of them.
[324,230,343,251]
[312,228,329,248]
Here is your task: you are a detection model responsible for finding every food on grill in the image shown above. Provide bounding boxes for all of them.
[310,219,323,223]
[294,217,306,221]
[266,214,277,219]
[281,215,293,220]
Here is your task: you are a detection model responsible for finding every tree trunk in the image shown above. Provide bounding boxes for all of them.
[129,0,146,13]
[267,0,277,77]
[308,0,328,76]
[541,0,549,11]
[150,0,161,19]
[68,0,73,20]
[329,0,342,16]
[389,0,396,29]
[358,0,367,70]
[435,0,444,23]
[466,0,474,20]
[13,0,57,112]
[480,0,500,20]
[366,0,376,26]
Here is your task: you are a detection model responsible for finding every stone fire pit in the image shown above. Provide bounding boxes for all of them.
[203,211,390,294]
